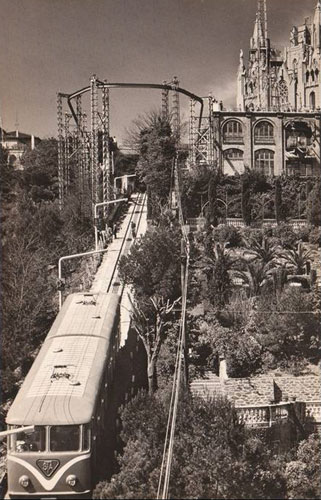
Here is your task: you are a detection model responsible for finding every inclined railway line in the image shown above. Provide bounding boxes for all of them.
[2,192,147,500]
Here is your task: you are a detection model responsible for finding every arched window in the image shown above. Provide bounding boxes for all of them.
[255,149,274,176]
[223,120,243,143]
[306,70,310,83]
[254,121,274,144]
[309,91,316,110]
[224,148,244,159]
[311,70,315,82]
[315,68,319,80]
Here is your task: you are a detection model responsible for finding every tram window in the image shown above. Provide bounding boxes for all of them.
[10,427,46,453]
[50,425,80,452]
[82,424,91,451]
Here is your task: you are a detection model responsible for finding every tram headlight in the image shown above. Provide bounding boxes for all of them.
[19,475,30,488]
[66,474,77,487]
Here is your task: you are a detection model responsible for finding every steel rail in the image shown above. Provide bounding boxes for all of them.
[107,192,146,294]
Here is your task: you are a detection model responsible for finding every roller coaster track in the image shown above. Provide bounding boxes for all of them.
[65,82,204,134]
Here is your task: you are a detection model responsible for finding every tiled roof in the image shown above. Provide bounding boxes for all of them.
[190,372,274,406]
[190,371,320,407]
[273,375,320,402]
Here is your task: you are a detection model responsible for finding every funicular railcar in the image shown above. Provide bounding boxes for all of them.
[6,292,120,499]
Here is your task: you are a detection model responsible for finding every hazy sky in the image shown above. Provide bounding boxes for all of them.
[0,0,317,140]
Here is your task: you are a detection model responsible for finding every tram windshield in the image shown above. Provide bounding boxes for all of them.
[10,426,46,453]
[50,425,80,452]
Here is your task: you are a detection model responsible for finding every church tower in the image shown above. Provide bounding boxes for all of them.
[283,0,320,111]
[238,0,290,112]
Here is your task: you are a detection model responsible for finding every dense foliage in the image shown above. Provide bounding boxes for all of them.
[1,140,94,399]
[119,226,181,303]
[133,112,177,220]
[181,168,318,224]
[94,391,288,499]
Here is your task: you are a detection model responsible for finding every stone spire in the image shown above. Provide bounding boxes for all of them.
[313,0,321,48]
[237,49,246,111]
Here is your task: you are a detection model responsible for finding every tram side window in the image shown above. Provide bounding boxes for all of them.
[82,424,91,451]
[10,427,46,452]
[50,425,80,452]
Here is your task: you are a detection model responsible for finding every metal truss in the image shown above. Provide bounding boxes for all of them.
[102,82,111,217]
[162,80,169,120]
[90,75,99,205]
[57,76,203,216]
[171,76,180,140]
[64,112,72,193]
[189,98,196,165]
[189,96,216,166]
[57,93,64,210]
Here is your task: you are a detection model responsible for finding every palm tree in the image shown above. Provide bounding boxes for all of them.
[243,236,279,267]
[233,260,274,297]
[197,242,233,307]
[279,242,313,275]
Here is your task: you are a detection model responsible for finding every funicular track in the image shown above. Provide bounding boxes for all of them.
[107,191,146,295]
[1,193,147,500]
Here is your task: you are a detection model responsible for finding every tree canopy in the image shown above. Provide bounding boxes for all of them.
[119,225,181,303]
[94,390,287,499]
[20,138,59,202]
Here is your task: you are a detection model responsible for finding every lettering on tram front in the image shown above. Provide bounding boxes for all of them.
[37,459,60,477]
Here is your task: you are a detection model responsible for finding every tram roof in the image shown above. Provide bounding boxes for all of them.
[6,293,120,426]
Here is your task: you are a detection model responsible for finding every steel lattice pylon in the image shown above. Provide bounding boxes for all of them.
[57,75,204,216]
[90,75,99,206]
[64,113,72,193]
[171,76,180,141]
[187,95,218,168]
[162,80,169,120]
[57,93,64,210]
[102,82,111,217]
[76,95,84,194]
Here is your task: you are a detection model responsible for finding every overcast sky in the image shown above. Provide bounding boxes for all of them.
[0,0,317,140]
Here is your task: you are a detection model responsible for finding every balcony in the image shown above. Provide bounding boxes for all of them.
[237,402,305,428]
[305,401,321,425]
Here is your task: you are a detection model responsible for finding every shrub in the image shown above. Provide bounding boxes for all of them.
[272,223,298,248]
[293,225,310,243]
[309,227,321,246]
[213,224,242,247]
[240,227,263,245]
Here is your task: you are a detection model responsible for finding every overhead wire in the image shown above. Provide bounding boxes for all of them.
[157,154,190,499]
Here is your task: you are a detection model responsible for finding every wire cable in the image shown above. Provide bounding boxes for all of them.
[157,154,191,499]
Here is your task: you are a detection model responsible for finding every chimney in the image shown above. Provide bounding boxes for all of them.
[219,354,228,382]
[31,135,35,150]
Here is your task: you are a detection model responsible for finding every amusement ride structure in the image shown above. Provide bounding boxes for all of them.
[57,76,221,213]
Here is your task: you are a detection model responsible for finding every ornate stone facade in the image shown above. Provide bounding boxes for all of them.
[237,1,321,113]
[210,1,321,177]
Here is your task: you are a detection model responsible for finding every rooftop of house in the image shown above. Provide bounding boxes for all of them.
[190,370,320,407]
[1,129,41,143]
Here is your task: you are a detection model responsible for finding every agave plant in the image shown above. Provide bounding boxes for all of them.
[197,241,233,274]
[233,260,274,297]
[278,242,313,275]
[242,236,279,268]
